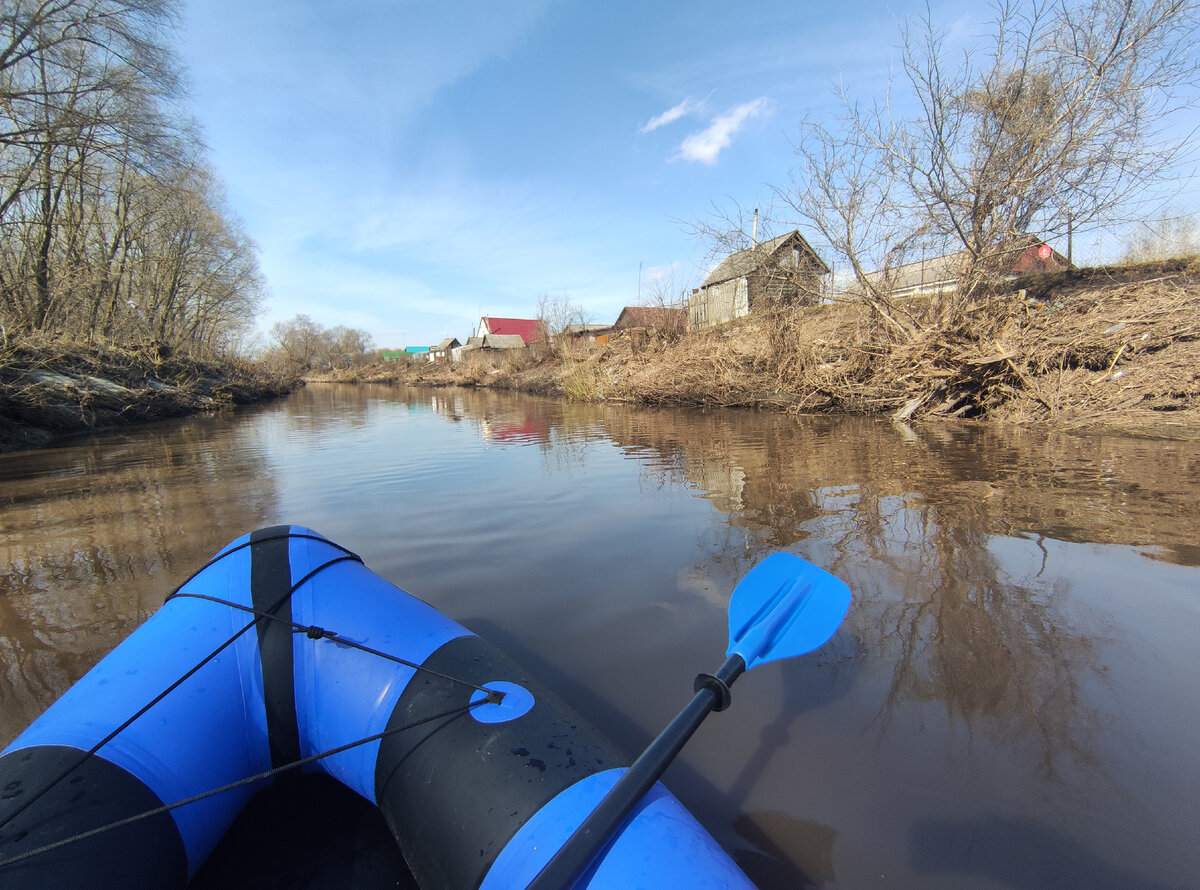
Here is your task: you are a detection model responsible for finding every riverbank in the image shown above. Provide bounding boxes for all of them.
[310,259,1200,438]
[0,339,296,452]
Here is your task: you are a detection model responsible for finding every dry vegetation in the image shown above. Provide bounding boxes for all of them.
[312,259,1200,438]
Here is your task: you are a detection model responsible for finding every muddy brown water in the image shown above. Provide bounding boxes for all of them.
[2,384,1198,888]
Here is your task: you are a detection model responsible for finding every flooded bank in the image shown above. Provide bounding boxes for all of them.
[2,384,1197,888]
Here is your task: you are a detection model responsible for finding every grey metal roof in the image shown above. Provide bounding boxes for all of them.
[481,333,527,349]
[561,323,611,335]
[701,230,829,288]
[865,239,1068,292]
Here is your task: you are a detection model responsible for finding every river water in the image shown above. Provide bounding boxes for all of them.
[1,384,1198,889]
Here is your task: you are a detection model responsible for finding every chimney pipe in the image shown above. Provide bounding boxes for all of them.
[752,208,759,247]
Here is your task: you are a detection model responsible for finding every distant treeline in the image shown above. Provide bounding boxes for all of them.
[0,0,262,356]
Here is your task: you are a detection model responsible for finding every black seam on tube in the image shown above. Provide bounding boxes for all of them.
[250,525,303,774]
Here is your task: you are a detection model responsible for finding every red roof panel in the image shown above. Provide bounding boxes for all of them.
[482,317,543,343]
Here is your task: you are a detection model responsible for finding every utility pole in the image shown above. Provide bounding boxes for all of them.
[1067,211,1074,267]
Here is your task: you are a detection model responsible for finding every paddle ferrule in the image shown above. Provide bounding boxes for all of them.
[693,653,745,712]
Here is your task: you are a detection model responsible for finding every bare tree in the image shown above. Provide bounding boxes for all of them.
[265,315,373,373]
[1123,208,1200,260]
[0,0,263,357]
[780,0,1200,318]
[536,292,591,339]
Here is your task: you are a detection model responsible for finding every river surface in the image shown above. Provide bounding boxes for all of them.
[2,384,1198,889]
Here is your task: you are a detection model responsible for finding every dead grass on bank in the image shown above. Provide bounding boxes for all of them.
[997,270,1200,431]
[307,259,1200,436]
[750,259,1200,434]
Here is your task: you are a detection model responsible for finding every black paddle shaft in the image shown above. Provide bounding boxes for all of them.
[526,653,746,890]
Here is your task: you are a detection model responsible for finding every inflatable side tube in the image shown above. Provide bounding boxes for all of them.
[0,525,474,884]
[0,744,188,888]
[373,636,754,889]
[1,526,754,888]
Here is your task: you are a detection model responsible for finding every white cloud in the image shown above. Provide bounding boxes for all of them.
[638,97,704,134]
[674,97,770,165]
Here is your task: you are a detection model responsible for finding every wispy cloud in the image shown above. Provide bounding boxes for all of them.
[638,97,704,134]
[675,97,770,165]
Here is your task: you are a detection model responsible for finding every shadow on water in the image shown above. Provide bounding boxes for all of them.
[912,815,1178,890]
[722,632,862,888]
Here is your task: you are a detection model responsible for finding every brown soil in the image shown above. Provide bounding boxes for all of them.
[311,259,1200,439]
[0,338,295,452]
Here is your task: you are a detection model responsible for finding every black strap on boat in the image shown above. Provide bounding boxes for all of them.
[250,527,304,773]
[166,528,500,697]
[0,697,490,872]
[161,530,361,605]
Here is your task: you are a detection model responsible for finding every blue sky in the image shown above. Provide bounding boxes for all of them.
[175,1,1197,350]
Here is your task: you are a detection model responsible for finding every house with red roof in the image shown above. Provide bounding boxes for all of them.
[477,316,544,344]
[865,239,1071,300]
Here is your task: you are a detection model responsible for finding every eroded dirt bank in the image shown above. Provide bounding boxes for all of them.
[0,340,295,452]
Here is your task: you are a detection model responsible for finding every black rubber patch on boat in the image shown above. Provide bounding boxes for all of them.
[251,525,302,773]
[0,744,188,887]
[375,635,624,890]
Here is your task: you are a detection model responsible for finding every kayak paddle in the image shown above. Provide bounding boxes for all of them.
[526,552,852,889]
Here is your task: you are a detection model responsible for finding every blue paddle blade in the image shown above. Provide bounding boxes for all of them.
[726,553,852,669]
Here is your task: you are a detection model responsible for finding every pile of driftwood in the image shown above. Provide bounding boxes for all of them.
[760,260,1200,431]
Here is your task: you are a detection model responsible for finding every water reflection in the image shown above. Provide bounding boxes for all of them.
[0,416,278,743]
[1,385,1196,888]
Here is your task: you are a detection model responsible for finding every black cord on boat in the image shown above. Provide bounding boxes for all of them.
[161,531,361,604]
[0,698,489,872]
[0,552,361,836]
[168,590,502,699]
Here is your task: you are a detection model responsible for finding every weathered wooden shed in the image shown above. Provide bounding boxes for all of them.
[480,333,527,350]
[430,337,462,362]
[689,231,828,331]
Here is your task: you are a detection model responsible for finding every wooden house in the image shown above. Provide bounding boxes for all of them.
[430,337,461,362]
[689,231,828,331]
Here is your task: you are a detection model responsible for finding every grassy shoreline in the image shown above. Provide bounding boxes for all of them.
[0,339,296,453]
